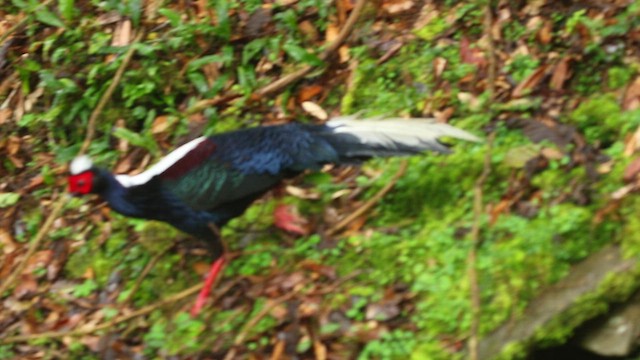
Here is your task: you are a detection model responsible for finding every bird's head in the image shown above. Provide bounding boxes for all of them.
[68,155,99,195]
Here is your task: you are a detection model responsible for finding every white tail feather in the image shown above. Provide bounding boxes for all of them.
[327,115,481,152]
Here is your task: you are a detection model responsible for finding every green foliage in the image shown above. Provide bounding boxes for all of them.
[0,345,16,360]
[504,55,540,83]
[72,279,98,297]
[0,193,20,208]
[608,66,635,89]
[359,330,417,360]
[144,312,206,356]
[8,0,640,358]
[567,94,624,143]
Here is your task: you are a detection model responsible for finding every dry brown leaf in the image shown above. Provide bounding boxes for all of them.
[192,261,211,276]
[114,152,136,174]
[24,250,54,274]
[0,227,18,254]
[14,274,38,299]
[8,155,24,168]
[299,20,319,41]
[624,77,640,110]
[624,158,640,182]
[512,65,548,98]
[151,115,172,134]
[550,57,571,91]
[459,37,486,67]
[538,20,553,44]
[624,126,640,156]
[111,19,132,47]
[285,185,321,200]
[7,135,20,155]
[325,22,339,44]
[115,119,129,153]
[297,85,324,102]
[490,199,511,225]
[0,108,12,124]
[383,0,415,14]
[433,57,447,79]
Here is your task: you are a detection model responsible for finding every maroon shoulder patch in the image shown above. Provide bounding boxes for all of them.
[160,139,217,180]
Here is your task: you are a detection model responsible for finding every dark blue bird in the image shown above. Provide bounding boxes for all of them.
[67,115,479,315]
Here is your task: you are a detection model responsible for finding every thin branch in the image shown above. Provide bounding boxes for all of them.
[121,247,170,306]
[0,195,65,296]
[256,0,366,97]
[327,160,408,236]
[1,280,237,344]
[222,292,298,360]
[79,30,145,154]
[468,5,498,358]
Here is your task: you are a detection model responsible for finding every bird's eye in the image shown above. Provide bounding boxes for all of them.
[78,180,86,186]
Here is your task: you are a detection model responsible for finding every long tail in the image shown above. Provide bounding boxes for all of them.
[318,115,481,160]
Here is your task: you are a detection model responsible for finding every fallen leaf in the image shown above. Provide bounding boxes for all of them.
[383,0,414,14]
[0,227,18,253]
[14,274,38,299]
[624,158,640,182]
[504,145,540,168]
[0,108,11,124]
[24,250,54,274]
[286,185,321,200]
[550,57,571,91]
[365,302,400,321]
[151,115,172,134]
[512,65,548,98]
[624,77,640,110]
[297,85,324,102]
[459,37,486,67]
[537,19,553,44]
[7,135,20,155]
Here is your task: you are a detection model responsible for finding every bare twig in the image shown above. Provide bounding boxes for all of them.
[222,292,298,360]
[121,247,170,306]
[466,133,494,360]
[467,5,498,360]
[79,30,145,154]
[327,160,408,235]
[0,196,65,296]
[256,0,366,97]
[1,280,237,344]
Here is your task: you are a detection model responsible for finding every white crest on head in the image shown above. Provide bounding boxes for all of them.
[70,155,93,175]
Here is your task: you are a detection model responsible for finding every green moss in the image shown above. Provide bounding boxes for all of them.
[491,260,640,358]
[137,221,180,254]
[414,17,448,41]
[567,94,622,143]
[608,66,635,89]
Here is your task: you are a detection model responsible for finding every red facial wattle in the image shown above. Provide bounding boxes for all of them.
[68,171,94,194]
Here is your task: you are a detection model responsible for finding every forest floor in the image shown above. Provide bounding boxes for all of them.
[3,0,640,359]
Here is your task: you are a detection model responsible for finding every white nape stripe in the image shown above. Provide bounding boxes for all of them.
[326,115,481,146]
[70,155,93,174]
[115,136,207,188]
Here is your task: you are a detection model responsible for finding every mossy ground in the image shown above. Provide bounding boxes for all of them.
[3,1,640,359]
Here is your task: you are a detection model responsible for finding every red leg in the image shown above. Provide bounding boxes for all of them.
[190,256,225,317]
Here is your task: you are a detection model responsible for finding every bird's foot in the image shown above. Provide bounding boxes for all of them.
[273,204,308,235]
